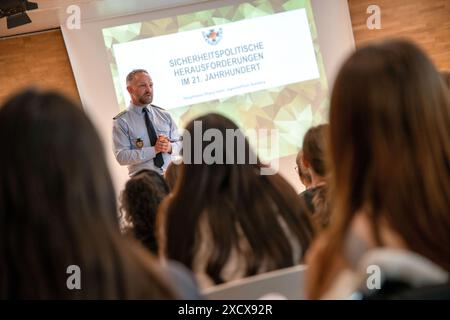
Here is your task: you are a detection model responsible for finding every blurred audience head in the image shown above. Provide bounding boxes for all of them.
[120,169,170,255]
[159,113,315,286]
[164,162,181,191]
[300,124,330,229]
[441,71,450,90]
[0,89,175,299]
[295,150,312,189]
[302,124,329,182]
[307,40,450,298]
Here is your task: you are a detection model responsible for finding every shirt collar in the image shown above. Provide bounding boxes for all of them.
[129,102,151,115]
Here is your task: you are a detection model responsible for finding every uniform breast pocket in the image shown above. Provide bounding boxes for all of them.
[130,136,145,149]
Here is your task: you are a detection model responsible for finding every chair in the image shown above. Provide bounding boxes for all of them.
[202,264,307,300]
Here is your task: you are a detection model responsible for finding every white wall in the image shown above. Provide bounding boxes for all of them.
[62,0,355,195]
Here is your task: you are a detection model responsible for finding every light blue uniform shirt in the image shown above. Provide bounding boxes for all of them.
[112,103,181,176]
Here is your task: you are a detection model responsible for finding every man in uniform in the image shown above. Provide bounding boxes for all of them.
[112,69,181,176]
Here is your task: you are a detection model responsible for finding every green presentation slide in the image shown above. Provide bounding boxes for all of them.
[103,0,328,161]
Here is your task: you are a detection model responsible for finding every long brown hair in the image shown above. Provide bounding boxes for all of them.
[307,40,450,298]
[164,162,181,191]
[159,113,315,285]
[0,90,175,299]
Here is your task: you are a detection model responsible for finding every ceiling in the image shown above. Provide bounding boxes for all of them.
[0,0,208,38]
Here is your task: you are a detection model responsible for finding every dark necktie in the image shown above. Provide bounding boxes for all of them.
[143,107,164,168]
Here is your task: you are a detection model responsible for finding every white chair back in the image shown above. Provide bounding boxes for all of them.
[203,264,307,300]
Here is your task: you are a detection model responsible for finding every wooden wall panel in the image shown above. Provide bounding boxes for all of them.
[0,30,81,106]
[0,2,448,108]
[348,0,450,71]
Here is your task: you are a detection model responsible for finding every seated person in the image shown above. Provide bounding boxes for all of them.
[164,162,181,191]
[441,71,450,90]
[306,40,450,300]
[0,89,176,299]
[299,124,330,230]
[158,113,315,289]
[295,149,312,191]
[120,169,170,255]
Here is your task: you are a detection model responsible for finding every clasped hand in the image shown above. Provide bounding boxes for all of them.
[155,135,172,154]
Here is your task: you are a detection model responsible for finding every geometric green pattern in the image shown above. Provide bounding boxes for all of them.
[102,0,328,160]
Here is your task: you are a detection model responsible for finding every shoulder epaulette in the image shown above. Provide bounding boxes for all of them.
[151,104,165,111]
[113,110,127,120]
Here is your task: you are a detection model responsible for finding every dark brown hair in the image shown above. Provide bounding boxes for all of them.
[307,40,450,298]
[159,113,315,285]
[442,71,450,90]
[120,169,170,255]
[164,162,181,191]
[302,124,329,177]
[0,89,175,299]
[301,124,330,229]
[296,150,312,187]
